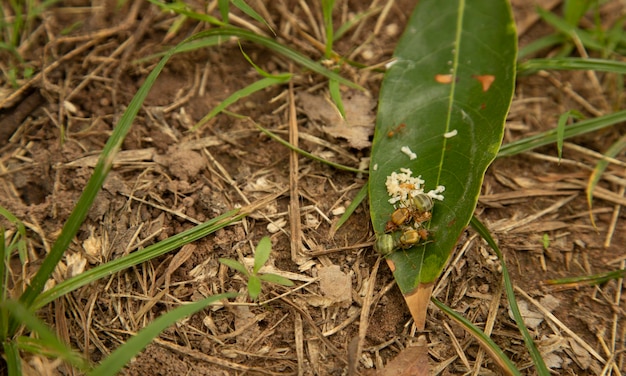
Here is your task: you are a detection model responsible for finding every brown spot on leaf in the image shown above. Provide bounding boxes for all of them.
[434,74,453,84]
[473,74,495,92]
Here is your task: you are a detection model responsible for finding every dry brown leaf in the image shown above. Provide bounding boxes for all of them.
[376,337,429,376]
[318,265,352,308]
[298,90,375,149]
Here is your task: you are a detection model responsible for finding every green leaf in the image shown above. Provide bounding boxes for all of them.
[258,273,294,287]
[253,236,272,274]
[89,293,235,376]
[369,0,516,299]
[219,258,250,277]
[247,275,262,300]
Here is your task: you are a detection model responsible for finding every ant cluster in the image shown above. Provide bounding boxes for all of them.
[375,193,434,256]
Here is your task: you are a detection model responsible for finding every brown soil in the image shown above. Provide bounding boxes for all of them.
[0,1,624,375]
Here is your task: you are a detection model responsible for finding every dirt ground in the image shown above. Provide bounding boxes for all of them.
[0,0,625,375]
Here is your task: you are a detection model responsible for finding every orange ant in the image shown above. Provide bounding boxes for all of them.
[387,123,406,138]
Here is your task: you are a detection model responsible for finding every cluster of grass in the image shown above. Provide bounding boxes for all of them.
[0,0,623,375]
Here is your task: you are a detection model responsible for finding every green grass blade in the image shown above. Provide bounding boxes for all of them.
[556,110,584,161]
[231,0,275,35]
[517,34,568,60]
[498,109,626,157]
[431,297,521,376]
[147,0,225,26]
[322,0,335,57]
[218,0,229,23]
[470,216,550,376]
[536,6,604,51]
[2,300,90,371]
[328,78,346,118]
[89,292,236,376]
[586,133,626,215]
[3,340,21,376]
[192,75,290,131]
[518,57,626,75]
[33,209,240,310]
[255,124,367,174]
[133,37,225,63]
[180,27,362,90]
[563,0,593,26]
[0,206,28,263]
[545,268,626,287]
[137,26,362,91]
[334,183,368,232]
[335,7,381,40]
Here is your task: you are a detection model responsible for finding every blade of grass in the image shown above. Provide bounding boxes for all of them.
[498,109,626,158]
[556,110,584,161]
[470,216,550,376]
[586,133,626,225]
[191,43,292,131]
[183,27,362,90]
[255,123,367,174]
[89,292,236,376]
[335,6,382,40]
[431,297,521,376]
[218,0,229,23]
[328,78,346,118]
[231,0,275,35]
[536,6,604,51]
[33,209,240,310]
[517,34,568,60]
[544,268,626,288]
[192,76,290,131]
[2,300,90,371]
[334,183,368,231]
[147,0,226,27]
[135,26,362,91]
[0,205,28,262]
[518,57,626,75]
[2,340,21,376]
[563,0,593,26]
[322,0,335,57]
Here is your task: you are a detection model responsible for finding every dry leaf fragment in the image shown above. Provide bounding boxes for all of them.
[298,91,375,149]
[318,265,352,308]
